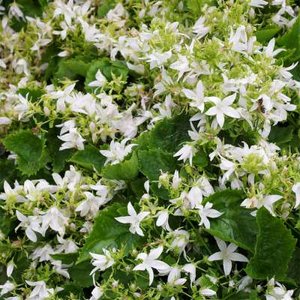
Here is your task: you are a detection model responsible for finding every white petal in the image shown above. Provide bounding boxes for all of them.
[208,252,222,261]
[223,259,232,276]
[230,253,249,262]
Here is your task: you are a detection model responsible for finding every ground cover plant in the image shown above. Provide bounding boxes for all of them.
[0,0,300,299]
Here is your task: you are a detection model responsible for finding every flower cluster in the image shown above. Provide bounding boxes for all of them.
[0,0,299,299]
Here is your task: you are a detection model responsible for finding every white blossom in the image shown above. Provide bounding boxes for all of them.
[115,202,150,236]
[133,246,170,285]
[90,249,115,275]
[208,238,248,276]
[205,94,240,128]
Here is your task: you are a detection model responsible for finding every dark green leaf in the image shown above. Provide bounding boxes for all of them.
[287,247,300,285]
[206,190,257,252]
[137,149,177,180]
[78,203,143,263]
[246,208,296,280]
[136,113,191,153]
[102,152,139,180]
[268,126,294,146]
[46,127,74,172]
[69,145,106,173]
[256,26,281,44]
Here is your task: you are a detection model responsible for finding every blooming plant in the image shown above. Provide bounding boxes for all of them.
[0,0,300,299]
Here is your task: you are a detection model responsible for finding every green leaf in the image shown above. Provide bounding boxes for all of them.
[3,130,49,175]
[55,58,90,80]
[287,247,300,285]
[102,152,139,180]
[17,87,43,102]
[136,113,191,153]
[277,15,300,62]
[255,26,281,44]
[268,126,294,146]
[69,145,106,173]
[85,58,128,91]
[78,203,143,263]
[246,208,296,280]
[0,208,15,236]
[46,127,74,172]
[206,190,257,252]
[68,260,95,287]
[0,159,17,189]
[98,0,117,17]
[51,253,78,265]
[137,149,177,180]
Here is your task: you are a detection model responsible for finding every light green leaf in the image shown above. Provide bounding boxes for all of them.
[246,208,296,280]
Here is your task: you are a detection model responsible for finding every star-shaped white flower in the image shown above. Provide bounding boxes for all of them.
[208,238,248,276]
[90,249,115,275]
[182,81,205,112]
[174,144,196,166]
[88,70,107,88]
[197,202,223,229]
[115,202,150,236]
[133,246,170,285]
[205,94,240,128]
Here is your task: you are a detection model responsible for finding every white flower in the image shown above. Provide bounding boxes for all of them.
[115,202,150,236]
[292,183,300,209]
[90,249,115,275]
[167,266,186,286]
[187,186,203,209]
[170,55,190,80]
[26,281,54,300]
[182,263,196,283]
[30,244,55,262]
[208,238,248,276]
[100,139,137,165]
[193,17,209,38]
[58,127,85,150]
[15,211,43,242]
[264,38,285,58]
[198,202,223,229]
[174,144,196,165]
[76,192,110,218]
[156,210,171,231]
[0,281,15,296]
[249,0,268,8]
[266,278,294,300]
[205,94,240,128]
[88,70,107,88]
[183,81,205,112]
[200,288,216,297]
[145,50,172,69]
[90,286,104,300]
[241,194,282,216]
[170,229,190,254]
[41,207,69,236]
[6,260,14,277]
[133,246,170,285]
